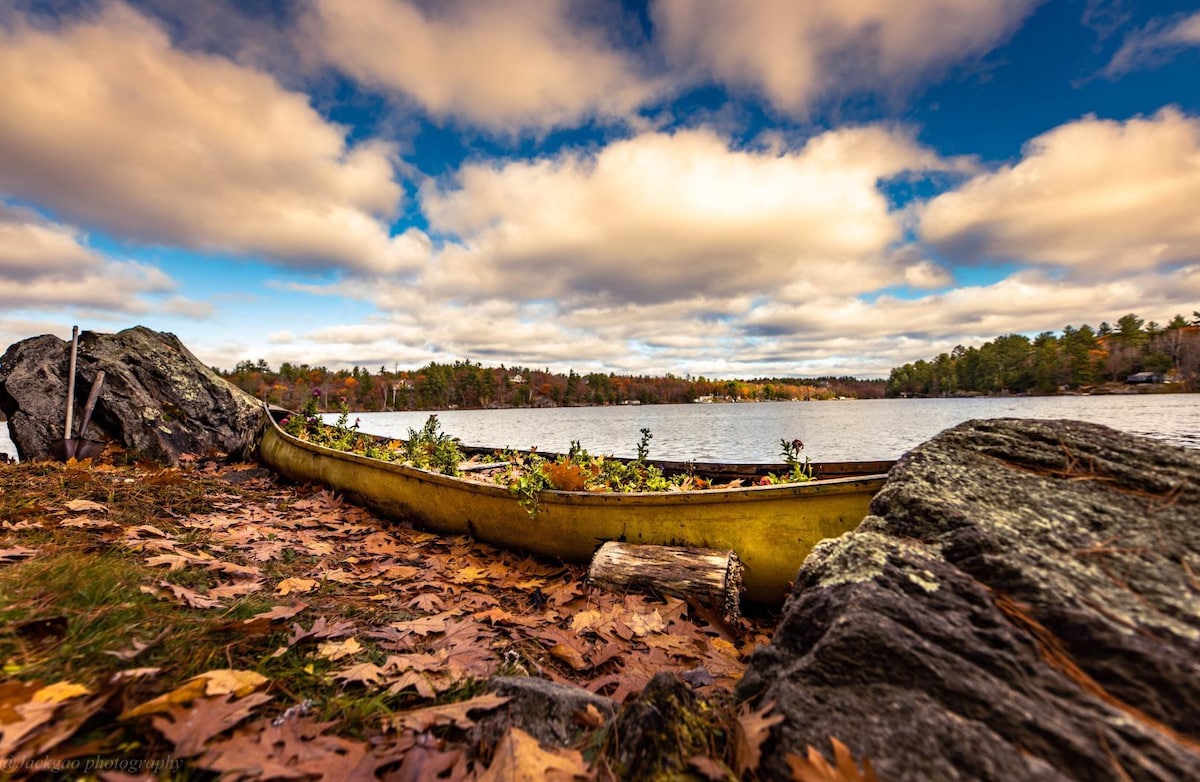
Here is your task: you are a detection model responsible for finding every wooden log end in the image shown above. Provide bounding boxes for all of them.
[587,541,744,620]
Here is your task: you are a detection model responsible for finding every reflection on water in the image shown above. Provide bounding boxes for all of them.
[2,394,1194,463]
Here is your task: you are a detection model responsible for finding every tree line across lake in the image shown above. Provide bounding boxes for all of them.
[886,313,1200,397]
[219,312,1200,412]
[220,361,886,413]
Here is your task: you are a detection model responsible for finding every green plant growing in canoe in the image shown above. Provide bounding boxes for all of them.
[280,410,815,515]
[757,438,813,485]
[403,415,464,475]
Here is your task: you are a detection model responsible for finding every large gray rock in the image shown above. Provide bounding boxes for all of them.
[0,326,262,464]
[738,418,1200,781]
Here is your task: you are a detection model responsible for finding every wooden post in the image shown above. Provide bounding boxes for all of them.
[587,542,744,620]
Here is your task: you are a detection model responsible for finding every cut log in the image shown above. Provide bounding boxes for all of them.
[587,541,743,619]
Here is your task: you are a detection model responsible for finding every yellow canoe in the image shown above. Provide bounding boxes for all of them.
[258,409,891,606]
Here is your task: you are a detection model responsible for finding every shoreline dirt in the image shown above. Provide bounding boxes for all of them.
[1,454,782,779]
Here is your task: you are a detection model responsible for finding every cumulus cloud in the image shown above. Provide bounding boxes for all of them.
[420,125,965,305]
[1103,11,1200,76]
[0,203,175,312]
[653,0,1039,114]
[738,265,1200,374]
[302,0,658,132]
[918,108,1200,275]
[0,3,424,275]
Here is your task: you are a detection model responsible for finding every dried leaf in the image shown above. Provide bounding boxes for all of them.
[479,727,588,782]
[333,662,388,687]
[65,499,108,513]
[0,699,58,756]
[208,580,265,599]
[152,692,272,757]
[786,739,879,782]
[60,516,117,529]
[688,755,734,781]
[141,580,223,610]
[317,637,363,661]
[276,577,318,595]
[390,693,510,733]
[734,700,785,775]
[120,678,208,719]
[193,669,269,697]
[0,546,38,563]
[625,609,666,636]
[32,681,91,703]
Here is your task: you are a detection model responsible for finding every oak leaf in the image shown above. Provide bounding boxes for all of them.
[385,670,439,698]
[276,577,318,595]
[32,681,91,703]
[60,516,117,529]
[734,700,785,776]
[151,692,272,757]
[241,602,307,630]
[208,579,265,599]
[141,580,223,609]
[0,546,38,563]
[65,499,108,513]
[194,669,269,697]
[407,592,445,613]
[390,693,510,733]
[785,738,879,782]
[317,637,363,661]
[479,727,588,782]
[333,662,388,687]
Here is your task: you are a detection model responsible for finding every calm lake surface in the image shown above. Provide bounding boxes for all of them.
[1,394,1194,463]
[334,394,1197,463]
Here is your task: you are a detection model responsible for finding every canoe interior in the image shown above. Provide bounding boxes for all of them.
[259,407,893,605]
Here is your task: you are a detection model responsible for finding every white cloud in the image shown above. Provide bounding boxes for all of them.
[0,3,423,275]
[0,203,175,312]
[420,125,963,304]
[1103,11,1200,76]
[303,0,658,132]
[653,0,1040,114]
[919,108,1200,275]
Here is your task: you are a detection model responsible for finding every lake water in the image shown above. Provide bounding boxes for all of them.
[2,394,1194,463]
[329,394,1198,463]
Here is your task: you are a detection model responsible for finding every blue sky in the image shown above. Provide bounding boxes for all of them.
[1,0,1198,378]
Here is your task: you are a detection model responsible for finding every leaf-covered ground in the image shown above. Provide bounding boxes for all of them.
[0,455,850,780]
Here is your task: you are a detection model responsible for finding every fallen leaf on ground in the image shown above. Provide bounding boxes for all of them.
[317,637,363,661]
[65,499,108,513]
[333,662,388,687]
[120,669,268,720]
[390,693,510,733]
[276,577,318,595]
[32,681,91,703]
[734,700,786,776]
[193,669,269,697]
[140,581,223,610]
[60,516,117,529]
[152,692,273,758]
[786,737,879,782]
[479,727,588,782]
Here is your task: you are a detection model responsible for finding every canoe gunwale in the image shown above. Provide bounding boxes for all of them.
[259,406,891,505]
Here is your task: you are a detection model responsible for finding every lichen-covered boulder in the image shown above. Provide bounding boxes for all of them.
[0,326,262,464]
[738,418,1200,781]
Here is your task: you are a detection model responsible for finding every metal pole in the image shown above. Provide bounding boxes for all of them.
[64,325,79,438]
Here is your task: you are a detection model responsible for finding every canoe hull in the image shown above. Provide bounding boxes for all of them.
[259,414,889,605]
